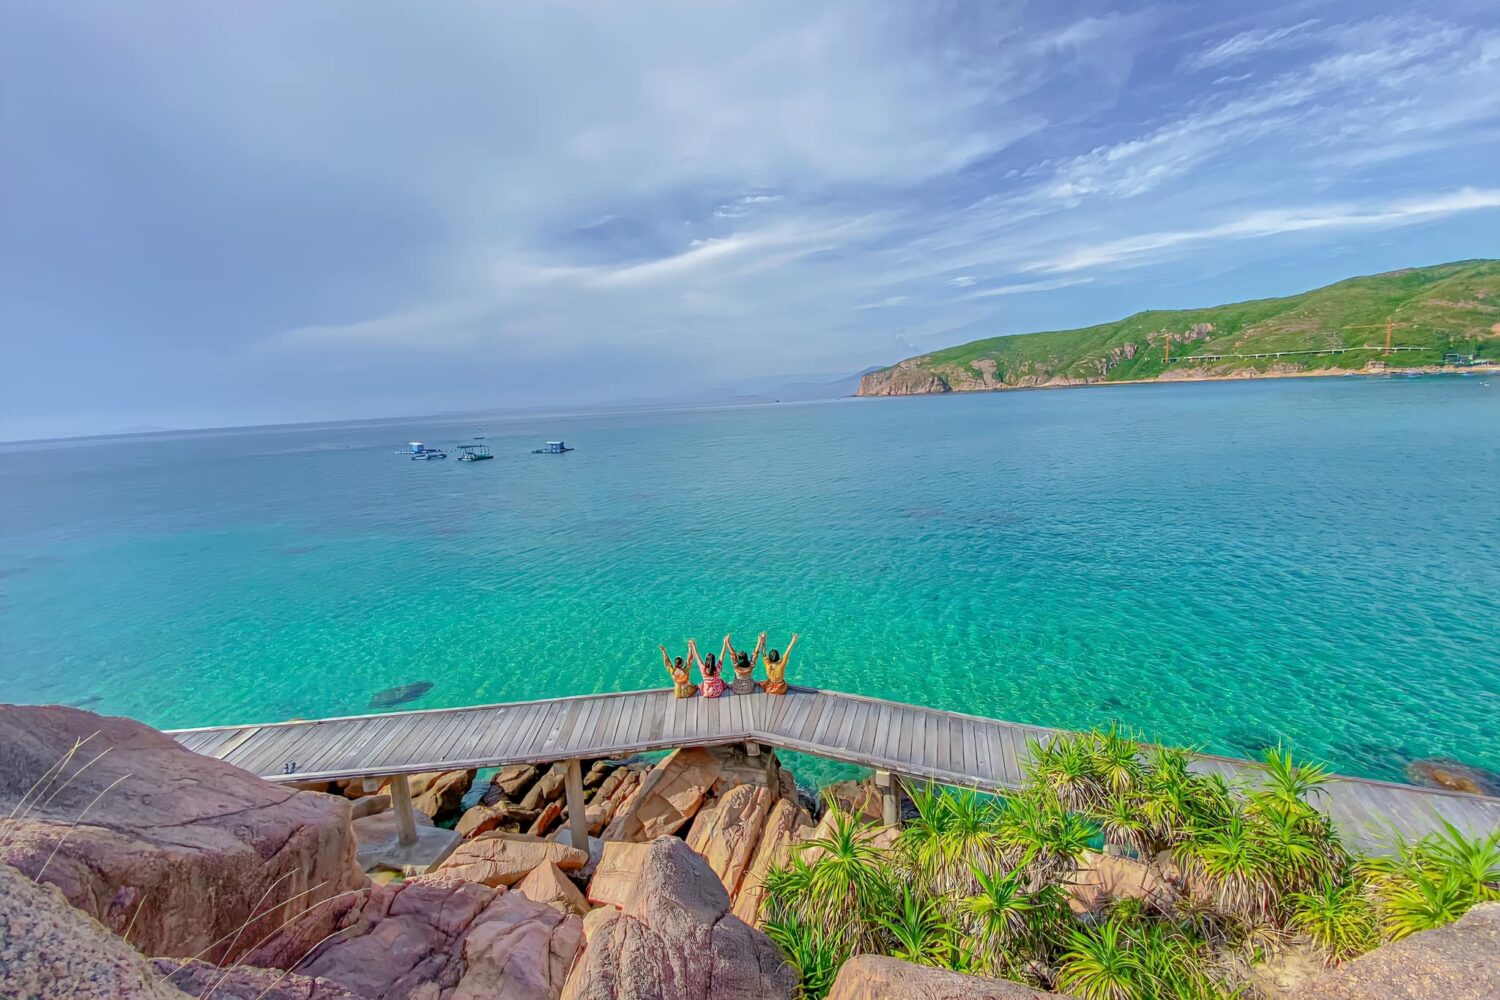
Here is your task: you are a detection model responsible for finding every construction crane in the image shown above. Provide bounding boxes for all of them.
[1343,319,1413,356]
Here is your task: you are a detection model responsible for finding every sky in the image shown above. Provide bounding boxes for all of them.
[3,0,1499,440]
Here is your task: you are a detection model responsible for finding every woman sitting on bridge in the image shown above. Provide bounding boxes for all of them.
[726,632,766,695]
[660,643,697,699]
[761,632,798,695]
[694,636,730,698]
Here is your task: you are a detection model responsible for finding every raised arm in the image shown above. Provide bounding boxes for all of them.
[751,632,767,664]
[782,633,800,664]
[659,644,672,671]
[686,638,703,668]
[720,634,734,663]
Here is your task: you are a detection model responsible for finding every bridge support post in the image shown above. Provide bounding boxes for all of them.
[874,770,899,828]
[564,758,589,851]
[388,774,418,847]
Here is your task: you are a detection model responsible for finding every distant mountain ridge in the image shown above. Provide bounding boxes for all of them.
[858,260,1500,396]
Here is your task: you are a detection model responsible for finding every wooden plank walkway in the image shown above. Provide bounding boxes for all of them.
[169,686,1500,855]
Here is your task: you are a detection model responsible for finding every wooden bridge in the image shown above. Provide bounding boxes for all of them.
[170,686,1500,856]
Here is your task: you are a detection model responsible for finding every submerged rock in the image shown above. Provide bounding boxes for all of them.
[368,681,433,708]
[1405,758,1500,796]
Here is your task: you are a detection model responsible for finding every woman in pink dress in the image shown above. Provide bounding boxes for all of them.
[694,635,730,698]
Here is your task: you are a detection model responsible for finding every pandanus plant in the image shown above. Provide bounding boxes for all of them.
[763,726,1500,1000]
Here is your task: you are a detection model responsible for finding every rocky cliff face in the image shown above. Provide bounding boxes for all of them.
[856,360,951,395]
[0,705,366,963]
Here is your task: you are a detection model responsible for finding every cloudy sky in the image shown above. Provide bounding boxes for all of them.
[3,0,1499,439]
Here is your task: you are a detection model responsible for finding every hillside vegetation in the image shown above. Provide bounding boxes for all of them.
[858,260,1500,395]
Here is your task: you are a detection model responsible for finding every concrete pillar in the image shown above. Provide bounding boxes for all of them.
[389,774,418,847]
[874,770,899,828]
[564,758,589,851]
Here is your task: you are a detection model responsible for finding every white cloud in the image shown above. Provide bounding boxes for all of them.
[966,277,1095,298]
[948,275,978,287]
[1183,19,1322,72]
[1026,188,1500,273]
[859,295,911,309]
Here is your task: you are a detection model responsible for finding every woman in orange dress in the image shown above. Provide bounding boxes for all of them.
[660,643,697,698]
[760,632,798,694]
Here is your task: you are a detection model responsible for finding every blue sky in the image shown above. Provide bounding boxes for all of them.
[3,0,1498,439]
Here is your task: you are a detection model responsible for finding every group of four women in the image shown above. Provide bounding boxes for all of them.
[659,632,799,699]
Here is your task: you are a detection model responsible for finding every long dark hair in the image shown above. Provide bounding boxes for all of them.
[703,652,720,676]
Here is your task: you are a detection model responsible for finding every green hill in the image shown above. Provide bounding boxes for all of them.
[857,260,1500,395]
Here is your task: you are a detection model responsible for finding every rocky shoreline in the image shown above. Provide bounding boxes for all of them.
[856,361,1500,396]
[3,703,1496,999]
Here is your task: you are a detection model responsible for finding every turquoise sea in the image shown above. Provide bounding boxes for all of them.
[2,377,1498,786]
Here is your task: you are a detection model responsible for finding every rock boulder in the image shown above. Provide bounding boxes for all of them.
[248,875,582,1000]
[600,749,719,842]
[434,831,588,888]
[561,837,795,1000]
[483,764,542,805]
[684,782,775,901]
[827,955,1072,999]
[381,770,474,822]
[1289,902,1500,999]
[0,705,365,962]
[731,796,816,926]
[1,862,191,1000]
[151,959,366,1000]
[516,861,590,917]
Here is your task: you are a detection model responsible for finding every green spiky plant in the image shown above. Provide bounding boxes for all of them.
[761,727,1498,1000]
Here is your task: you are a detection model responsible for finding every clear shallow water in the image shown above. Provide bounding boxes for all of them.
[2,378,1497,786]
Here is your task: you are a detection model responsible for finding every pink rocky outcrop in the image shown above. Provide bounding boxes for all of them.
[0,705,365,962]
[730,797,816,926]
[683,782,776,902]
[380,770,474,821]
[601,748,720,842]
[516,861,591,917]
[434,831,588,887]
[1,861,191,1000]
[562,836,795,1000]
[152,959,366,999]
[248,875,582,1000]
[827,955,1073,999]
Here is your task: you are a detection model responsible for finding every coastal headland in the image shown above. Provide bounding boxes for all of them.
[858,260,1500,396]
